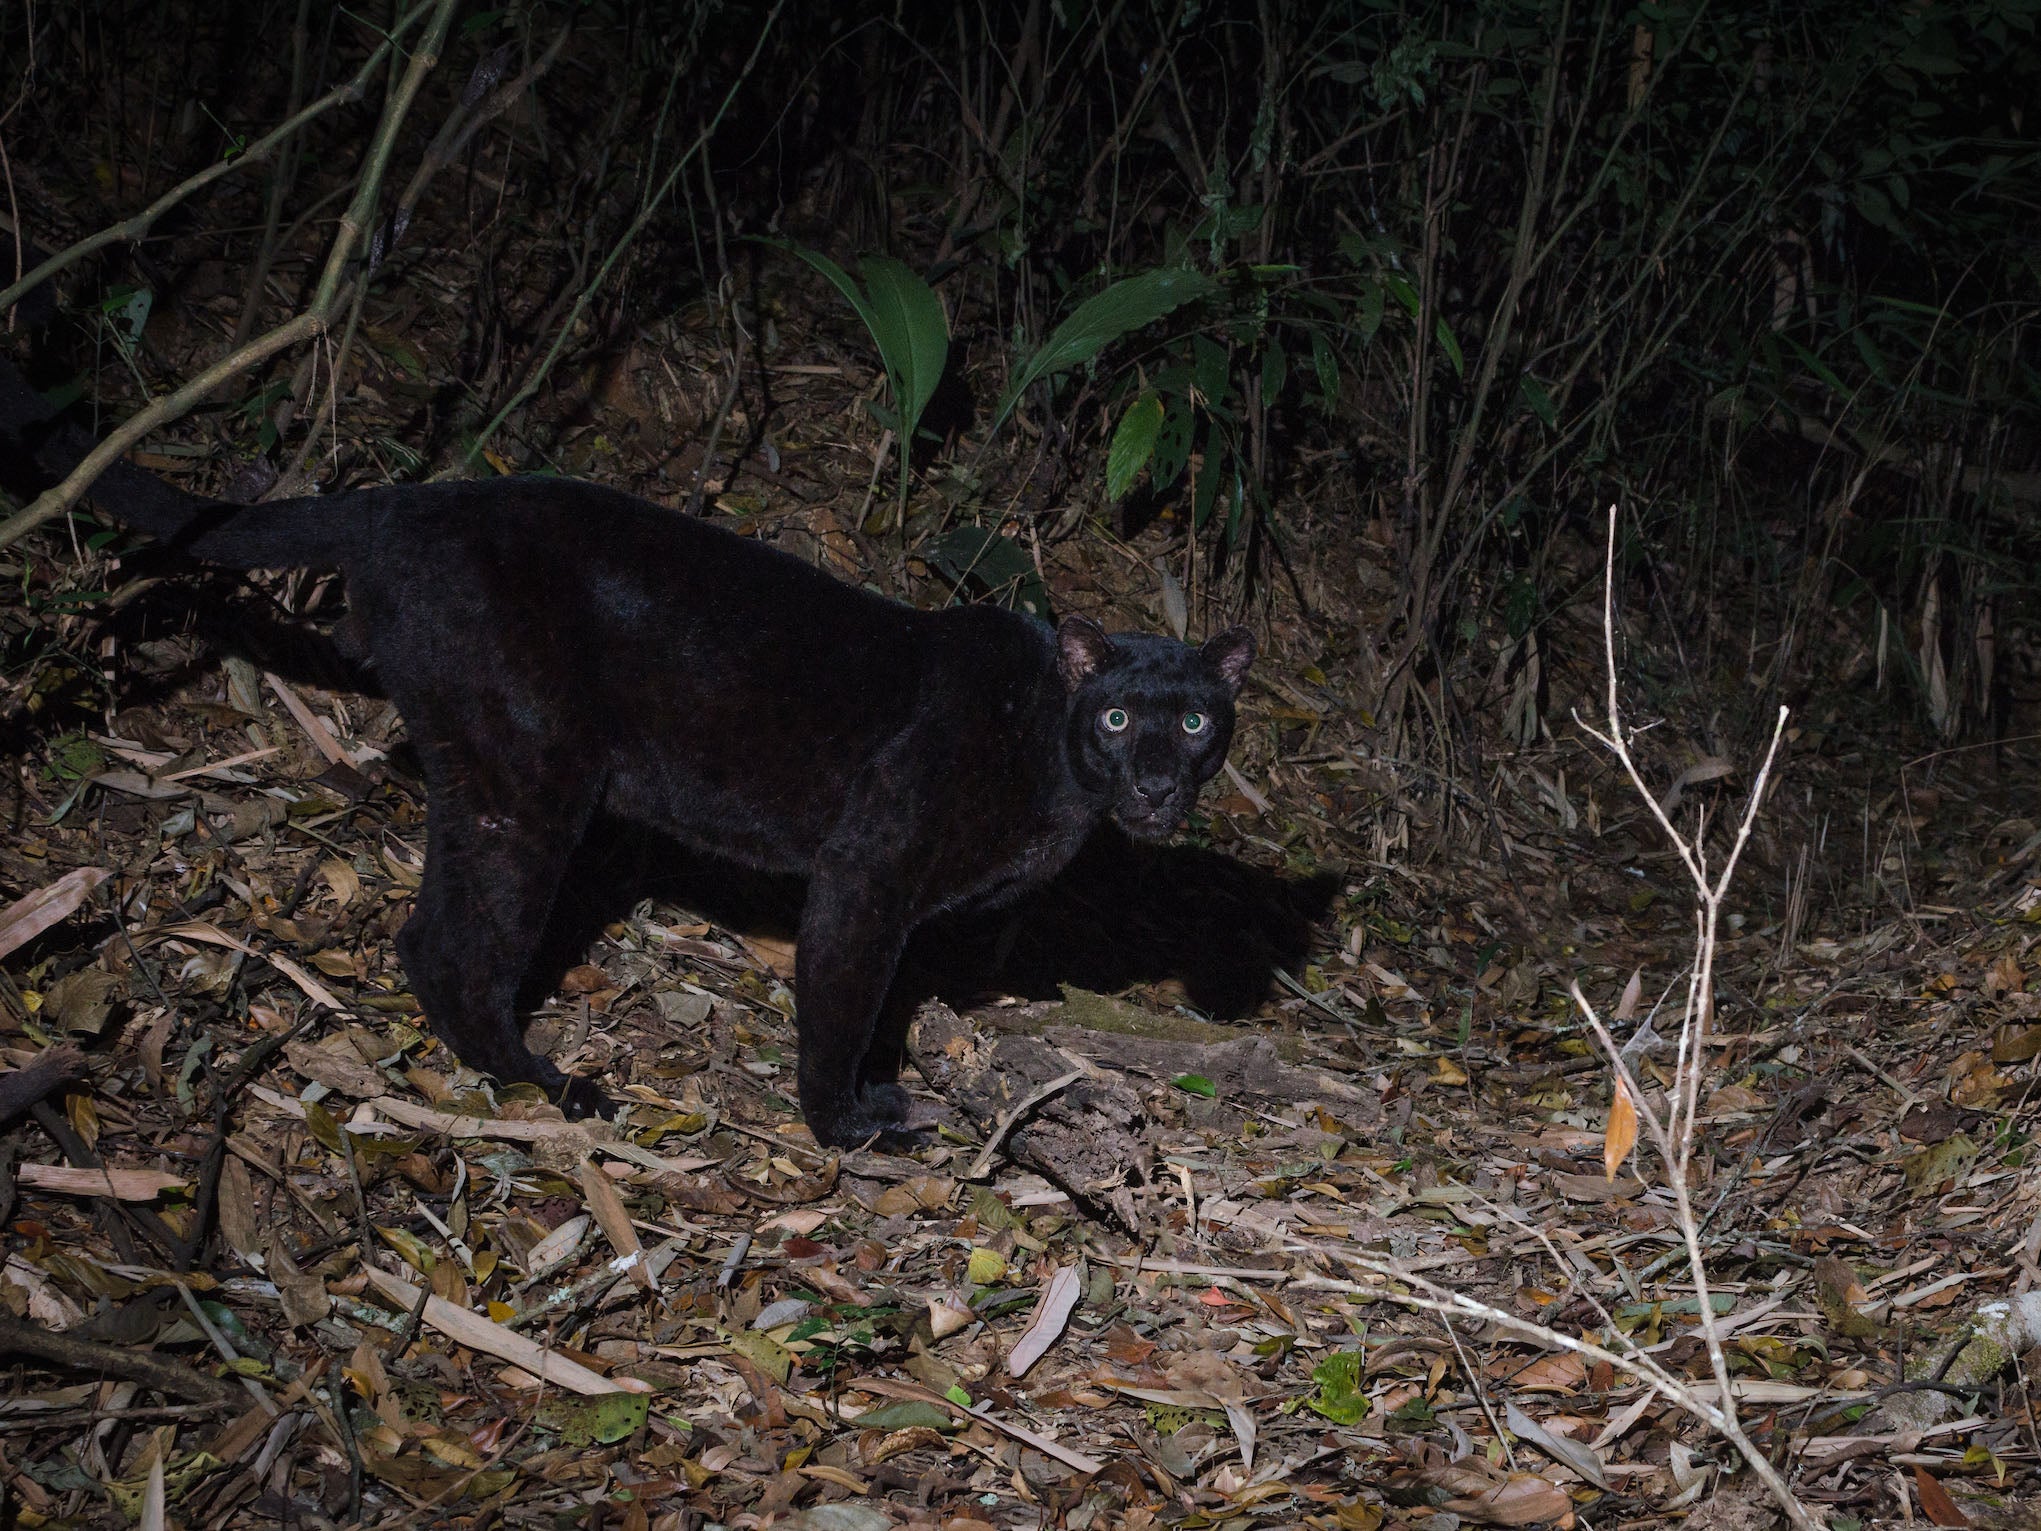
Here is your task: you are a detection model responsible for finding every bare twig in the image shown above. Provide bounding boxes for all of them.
[1559,505,1814,1531]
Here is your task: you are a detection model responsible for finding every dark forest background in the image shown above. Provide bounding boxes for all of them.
[3,0,2038,824]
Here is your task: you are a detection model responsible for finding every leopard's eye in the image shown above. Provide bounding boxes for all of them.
[1181,711,1207,735]
[1100,706,1130,733]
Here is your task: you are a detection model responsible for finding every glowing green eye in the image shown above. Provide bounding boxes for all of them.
[1101,707,1130,733]
[1182,711,1206,734]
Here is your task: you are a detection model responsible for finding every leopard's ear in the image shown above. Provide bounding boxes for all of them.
[1200,626,1256,695]
[1056,615,1114,688]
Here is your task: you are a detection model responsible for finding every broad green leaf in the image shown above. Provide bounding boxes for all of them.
[1853,180,1900,235]
[537,1391,649,1446]
[376,1225,434,1273]
[1192,333,1231,401]
[1306,1350,1369,1425]
[967,1247,1007,1285]
[786,246,878,355]
[1172,1073,1216,1097]
[859,1401,957,1432]
[304,1100,348,1155]
[724,1327,794,1383]
[785,246,949,446]
[858,255,950,442]
[1107,392,1165,500]
[924,525,1050,618]
[1358,279,1385,340]
[991,267,1217,431]
[1519,374,1557,428]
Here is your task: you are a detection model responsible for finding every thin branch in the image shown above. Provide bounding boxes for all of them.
[0,0,461,551]
[464,0,787,464]
[0,1,438,322]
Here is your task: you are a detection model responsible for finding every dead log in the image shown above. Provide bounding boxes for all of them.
[907,1001,1150,1230]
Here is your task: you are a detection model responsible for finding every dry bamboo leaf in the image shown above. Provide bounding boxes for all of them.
[1449,1472,1573,1526]
[525,1214,591,1277]
[137,1454,165,1531]
[1006,1264,1081,1378]
[368,1096,717,1175]
[16,1164,186,1200]
[578,1158,653,1292]
[1656,755,1735,817]
[359,1265,645,1395]
[854,1376,1103,1473]
[0,868,110,962]
[216,1155,261,1262]
[265,1237,332,1329]
[287,1038,385,1098]
[1504,1400,1610,1490]
[1588,1388,1657,1450]
[1494,1351,1586,1392]
[1614,968,1643,1022]
[367,1095,593,1143]
[263,672,349,765]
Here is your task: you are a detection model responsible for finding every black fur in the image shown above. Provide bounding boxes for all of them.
[0,367,1255,1146]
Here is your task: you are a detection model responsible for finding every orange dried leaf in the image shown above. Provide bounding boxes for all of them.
[1914,1466,1970,1527]
[1604,1077,1638,1180]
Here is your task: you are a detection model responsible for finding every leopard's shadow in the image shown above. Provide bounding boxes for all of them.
[549,819,1334,1030]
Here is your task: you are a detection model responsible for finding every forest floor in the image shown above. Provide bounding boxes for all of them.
[3,234,2040,1531]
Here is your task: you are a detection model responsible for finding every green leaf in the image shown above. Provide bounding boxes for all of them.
[1192,334,1231,401]
[1853,180,1900,235]
[1519,374,1556,428]
[1107,392,1165,501]
[537,1391,649,1446]
[1192,419,1224,530]
[1306,1350,1369,1425]
[1849,327,1891,385]
[1358,279,1385,341]
[304,1100,348,1155]
[924,525,1051,618]
[784,246,949,447]
[857,255,950,442]
[1433,315,1464,378]
[991,267,1217,432]
[1259,338,1288,400]
[858,1400,957,1432]
[1309,329,1340,410]
[1152,396,1194,492]
[1785,337,1848,400]
[1172,1073,1217,1098]
[724,1327,795,1383]
[375,1224,434,1273]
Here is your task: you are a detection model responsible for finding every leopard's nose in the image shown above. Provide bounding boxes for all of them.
[1133,775,1178,809]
